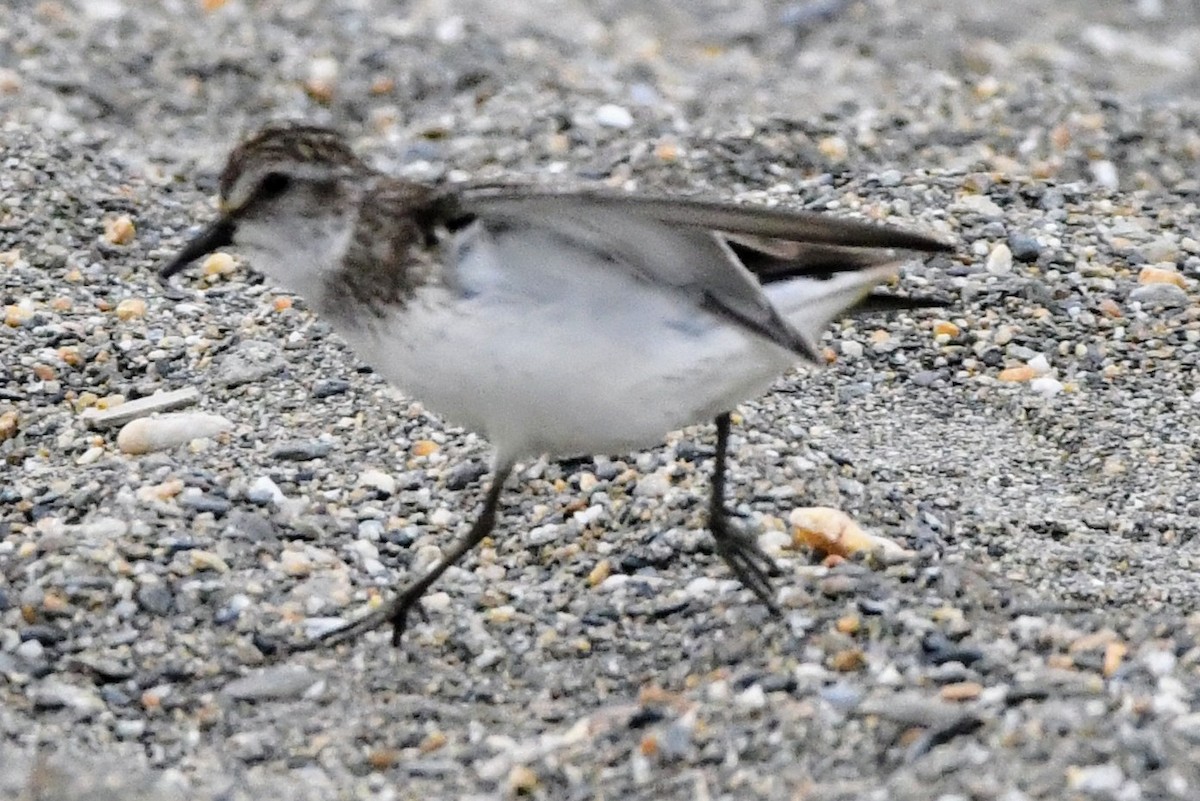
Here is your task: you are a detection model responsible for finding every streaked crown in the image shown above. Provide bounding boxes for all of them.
[218,123,366,212]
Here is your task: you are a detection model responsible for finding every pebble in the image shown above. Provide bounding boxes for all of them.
[1067,763,1125,795]
[1030,376,1064,397]
[215,341,284,387]
[116,412,233,454]
[1089,159,1120,191]
[311,378,350,398]
[958,194,1004,219]
[279,549,314,577]
[114,297,146,320]
[985,243,1014,275]
[1007,233,1042,262]
[189,549,230,572]
[247,476,285,505]
[223,666,318,701]
[593,103,634,129]
[135,583,174,616]
[356,469,397,496]
[270,440,333,461]
[633,470,671,498]
[29,681,104,714]
[1129,283,1188,307]
[1137,264,1186,288]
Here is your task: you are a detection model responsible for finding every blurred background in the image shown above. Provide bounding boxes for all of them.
[2,0,1199,189]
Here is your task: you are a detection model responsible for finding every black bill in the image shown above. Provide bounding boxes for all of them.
[159,217,236,279]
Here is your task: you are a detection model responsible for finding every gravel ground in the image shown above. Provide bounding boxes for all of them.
[4,1,1200,799]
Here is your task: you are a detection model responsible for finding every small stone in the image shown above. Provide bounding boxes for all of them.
[29,680,104,713]
[1089,160,1119,191]
[932,320,960,339]
[215,341,284,387]
[1130,283,1188,308]
[223,666,317,701]
[136,583,174,615]
[304,56,339,103]
[103,216,136,245]
[986,243,1013,275]
[270,440,332,461]
[507,765,538,794]
[587,559,611,587]
[116,412,233,454]
[178,492,233,515]
[1030,377,1064,397]
[829,648,866,672]
[411,439,439,457]
[594,104,633,129]
[1103,642,1127,678]
[0,410,17,442]
[940,681,983,701]
[485,605,516,624]
[840,340,864,359]
[247,476,285,505]
[958,194,1004,219]
[357,469,396,495]
[280,549,313,577]
[1007,233,1042,262]
[201,252,237,277]
[634,470,671,497]
[735,684,767,711]
[1027,354,1051,375]
[419,731,448,754]
[1138,265,1186,288]
[445,461,487,490]
[5,302,35,327]
[115,298,147,320]
[818,135,848,162]
[998,366,1037,382]
[189,550,230,572]
[311,378,350,399]
[1067,763,1124,795]
[115,719,147,739]
[877,169,903,187]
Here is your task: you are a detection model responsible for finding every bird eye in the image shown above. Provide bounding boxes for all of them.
[257,171,292,200]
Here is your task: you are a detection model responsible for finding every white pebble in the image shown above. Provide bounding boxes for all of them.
[116,412,233,454]
[840,340,864,359]
[594,103,633,129]
[633,470,671,498]
[429,507,454,526]
[247,476,285,505]
[986,243,1013,275]
[356,469,396,496]
[422,591,452,613]
[1089,160,1119,191]
[685,576,720,599]
[573,504,605,526]
[1027,354,1052,375]
[1030,377,1063,397]
[735,684,767,711]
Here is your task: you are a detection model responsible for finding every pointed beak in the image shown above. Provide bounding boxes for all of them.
[159,217,237,280]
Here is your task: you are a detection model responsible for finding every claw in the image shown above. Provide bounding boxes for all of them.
[710,516,783,615]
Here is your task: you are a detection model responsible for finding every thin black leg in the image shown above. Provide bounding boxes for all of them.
[708,412,782,614]
[293,460,516,650]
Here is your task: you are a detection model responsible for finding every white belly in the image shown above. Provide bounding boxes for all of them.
[334,237,796,460]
